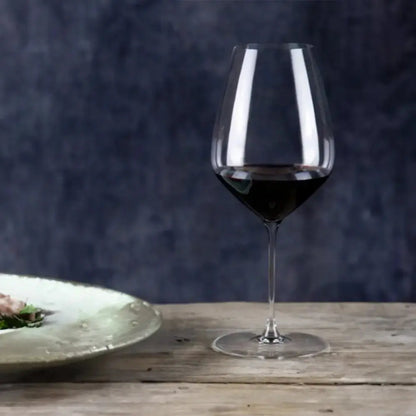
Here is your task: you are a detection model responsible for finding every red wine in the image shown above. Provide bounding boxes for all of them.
[216,165,330,222]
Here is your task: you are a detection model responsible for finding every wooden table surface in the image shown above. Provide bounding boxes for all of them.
[0,302,415,415]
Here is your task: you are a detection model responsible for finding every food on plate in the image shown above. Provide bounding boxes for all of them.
[0,293,44,329]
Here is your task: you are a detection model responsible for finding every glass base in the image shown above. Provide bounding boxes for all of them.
[212,331,329,359]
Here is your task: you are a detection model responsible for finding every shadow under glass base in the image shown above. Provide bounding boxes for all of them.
[212,331,329,359]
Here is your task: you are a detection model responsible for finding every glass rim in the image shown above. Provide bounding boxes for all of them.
[234,43,315,51]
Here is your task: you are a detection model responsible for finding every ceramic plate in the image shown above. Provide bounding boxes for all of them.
[0,273,161,370]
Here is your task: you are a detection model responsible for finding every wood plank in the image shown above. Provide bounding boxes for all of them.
[0,382,415,416]
[1,303,415,385]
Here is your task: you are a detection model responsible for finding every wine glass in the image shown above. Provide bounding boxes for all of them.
[211,43,335,359]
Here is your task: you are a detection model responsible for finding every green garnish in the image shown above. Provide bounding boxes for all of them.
[19,304,40,315]
[0,304,44,329]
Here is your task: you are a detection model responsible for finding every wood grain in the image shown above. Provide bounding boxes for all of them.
[0,383,415,416]
[1,303,415,385]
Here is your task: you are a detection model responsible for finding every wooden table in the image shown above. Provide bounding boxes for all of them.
[0,303,415,415]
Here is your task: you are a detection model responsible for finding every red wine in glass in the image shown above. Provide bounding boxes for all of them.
[216,164,330,223]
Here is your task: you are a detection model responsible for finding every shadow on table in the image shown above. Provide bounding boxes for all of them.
[0,316,221,384]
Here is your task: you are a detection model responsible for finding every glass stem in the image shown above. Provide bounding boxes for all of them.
[260,221,285,344]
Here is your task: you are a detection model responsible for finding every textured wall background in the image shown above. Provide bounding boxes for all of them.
[0,0,414,302]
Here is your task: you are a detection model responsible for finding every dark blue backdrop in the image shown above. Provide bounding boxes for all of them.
[0,0,414,302]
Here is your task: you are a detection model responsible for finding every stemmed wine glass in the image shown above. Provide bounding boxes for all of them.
[211,43,335,359]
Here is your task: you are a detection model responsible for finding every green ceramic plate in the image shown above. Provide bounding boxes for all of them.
[0,273,162,369]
